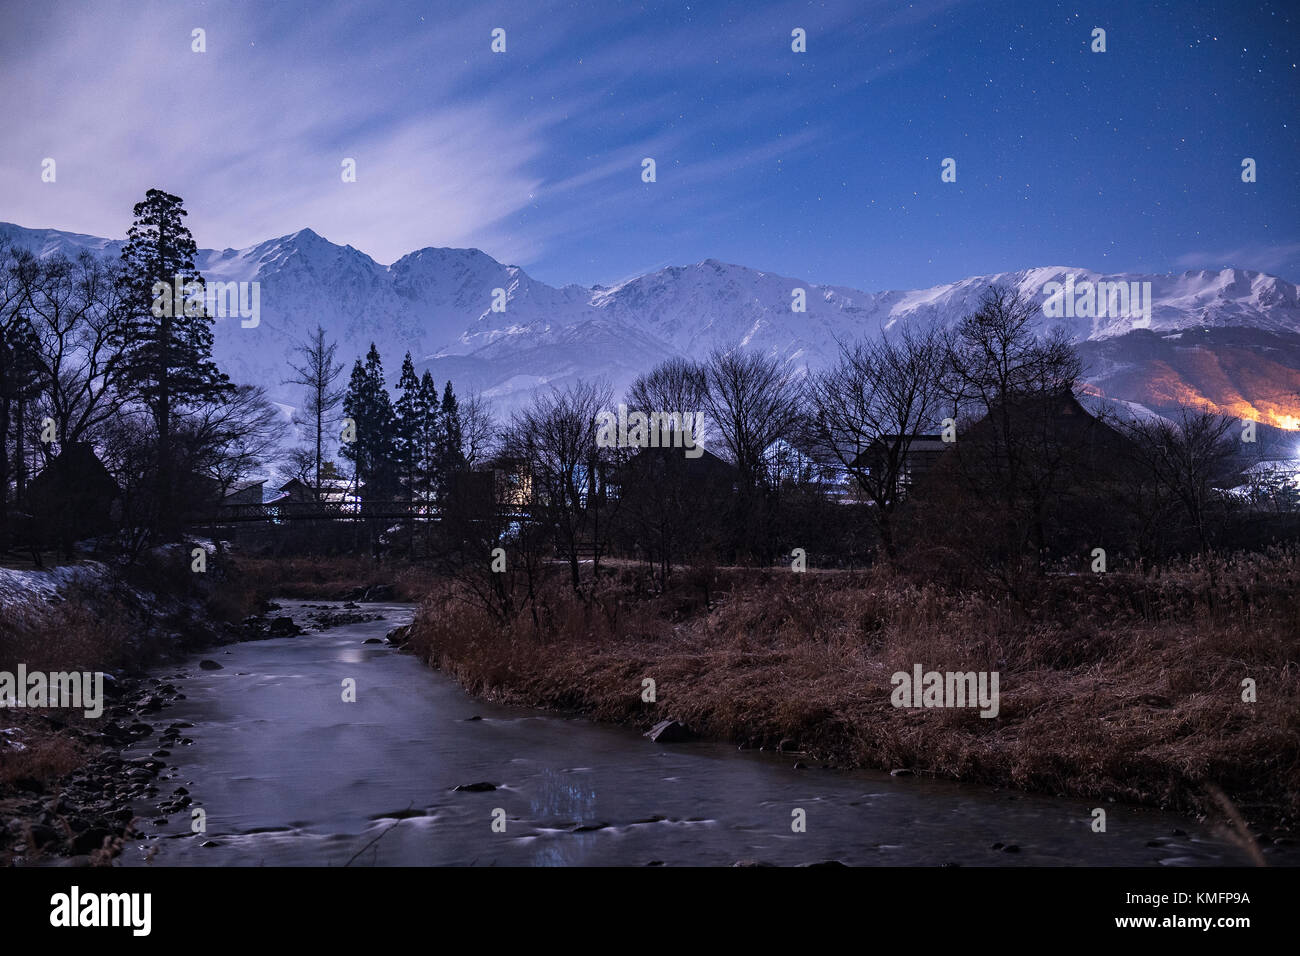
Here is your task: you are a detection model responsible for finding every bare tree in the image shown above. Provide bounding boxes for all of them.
[1119,407,1238,555]
[626,356,709,446]
[804,326,947,558]
[285,325,344,495]
[177,384,288,498]
[17,250,128,452]
[941,285,1085,568]
[503,380,613,592]
[614,358,716,582]
[458,390,497,468]
[701,349,802,562]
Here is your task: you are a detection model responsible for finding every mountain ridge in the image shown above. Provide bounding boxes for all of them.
[3,221,1299,426]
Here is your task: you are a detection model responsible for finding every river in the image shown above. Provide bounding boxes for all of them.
[115,600,1274,867]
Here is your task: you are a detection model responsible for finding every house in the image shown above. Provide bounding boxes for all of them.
[849,433,951,499]
[276,477,362,517]
[1227,459,1300,505]
[605,444,738,503]
[219,480,290,519]
[25,442,122,545]
[222,480,267,508]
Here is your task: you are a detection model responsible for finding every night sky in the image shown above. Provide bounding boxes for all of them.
[1,0,1295,289]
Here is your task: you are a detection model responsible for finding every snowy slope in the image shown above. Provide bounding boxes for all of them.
[4,222,1299,420]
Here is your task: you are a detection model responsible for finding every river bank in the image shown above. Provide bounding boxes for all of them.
[0,547,272,865]
[114,598,1266,867]
[1,550,428,866]
[408,554,1300,853]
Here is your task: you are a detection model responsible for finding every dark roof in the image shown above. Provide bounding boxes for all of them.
[26,442,120,502]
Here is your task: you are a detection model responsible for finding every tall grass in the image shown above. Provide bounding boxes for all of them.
[408,553,1300,825]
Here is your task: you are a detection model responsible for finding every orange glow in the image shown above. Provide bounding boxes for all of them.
[1090,369,1300,432]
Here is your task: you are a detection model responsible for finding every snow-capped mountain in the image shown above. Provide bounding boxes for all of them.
[4,221,1300,426]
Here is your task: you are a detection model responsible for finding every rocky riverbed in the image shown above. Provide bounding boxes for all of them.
[1,599,381,867]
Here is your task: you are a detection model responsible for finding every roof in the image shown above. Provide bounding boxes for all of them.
[1241,459,1300,476]
[849,435,951,469]
[26,442,121,501]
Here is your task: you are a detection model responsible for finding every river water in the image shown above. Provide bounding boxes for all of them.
[115,601,1275,867]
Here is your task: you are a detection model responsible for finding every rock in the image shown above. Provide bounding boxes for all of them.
[362,638,382,644]
[646,719,692,743]
[777,737,799,753]
[793,761,807,770]
[28,824,61,848]
[363,584,396,602]
[453,782,498,792]
[386,625,413,645]
[732,859,777,867]
[799,860,848,867]
[1001,844,1020,853]
[889,768,914,777]
[463,715,483,721]
[199,660,223,671]
[72,828,113,853]
[267,617,302,637]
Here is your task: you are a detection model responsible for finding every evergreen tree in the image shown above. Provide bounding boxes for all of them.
[0,259,41,538]
[416,371,441,505]
[114,188,230,535]
[340,343,396,499]
[439,380,466,479]
[392,352,423,499]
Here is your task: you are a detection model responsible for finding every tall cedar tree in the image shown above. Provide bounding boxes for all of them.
[0,247,42,537]
[416,371,441,503]
[392,352,424,500]
[115,189,230,535]
[439,380,466,489]
[340,343,396,499]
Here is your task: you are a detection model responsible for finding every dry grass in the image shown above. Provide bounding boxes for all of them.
[0,594,129,792]
[409,552,1300,826]
[0,729,83,789]
[0,586,132,674]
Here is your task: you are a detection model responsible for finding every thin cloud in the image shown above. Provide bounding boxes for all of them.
[1174,242,1300,276]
